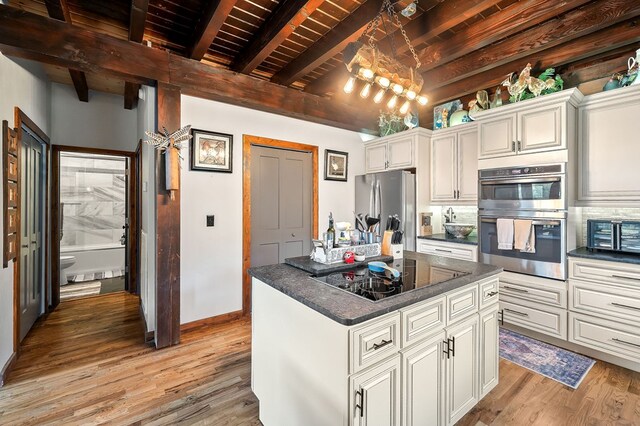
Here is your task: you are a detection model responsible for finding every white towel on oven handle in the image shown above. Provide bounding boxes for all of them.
[514,219,536,253]
[497,218,514,250]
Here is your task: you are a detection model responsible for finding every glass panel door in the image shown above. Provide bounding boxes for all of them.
[589,221,615,250]
[480,179,562,202]
[620,222,640,253]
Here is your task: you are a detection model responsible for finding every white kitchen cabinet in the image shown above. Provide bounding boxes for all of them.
[417,239,478,262]
[445,313,479,426]
[364,128,430,173]
[431,124,478,204]
[475,89,582,161]
[350,355,401,426]
[578,85,640,203]
[365,142,388,173]
[401,332,446,426]
[479,304,500,398]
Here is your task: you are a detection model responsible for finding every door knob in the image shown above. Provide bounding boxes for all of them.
[21,244,28,248]
[291,233,296,237]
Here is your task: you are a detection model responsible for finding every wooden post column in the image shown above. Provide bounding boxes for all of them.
[155,82,181,348]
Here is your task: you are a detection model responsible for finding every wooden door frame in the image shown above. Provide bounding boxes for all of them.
[50,145,137,309]
[13,107,50,353]
[242,135,319,316]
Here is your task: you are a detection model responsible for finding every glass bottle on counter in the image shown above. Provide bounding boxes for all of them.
[326,212,335,249]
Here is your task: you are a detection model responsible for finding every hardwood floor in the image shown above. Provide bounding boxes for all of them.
[1,292,639,425]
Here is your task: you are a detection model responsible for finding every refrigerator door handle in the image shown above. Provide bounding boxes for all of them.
[376,179,382,223]
[369,179,375,218]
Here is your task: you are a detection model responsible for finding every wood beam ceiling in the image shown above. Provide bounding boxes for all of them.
[188,0,240,61]
[230,0,325,74]
[124,0,149,110]
[45,0,89,103]
[0,5,378,133]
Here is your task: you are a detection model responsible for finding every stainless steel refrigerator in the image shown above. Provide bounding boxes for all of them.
[355,170,416,251]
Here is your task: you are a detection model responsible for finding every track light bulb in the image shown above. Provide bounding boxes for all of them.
[373,89,386,103]
[392,84,404,95]
[343,76,356,94]
[399,100,410,114]
[361,68,375,80]
[387,95,398,109]
[417,95,428,106]
[360,82,372,99]
[377,77,390,88]
[406,90,416,100]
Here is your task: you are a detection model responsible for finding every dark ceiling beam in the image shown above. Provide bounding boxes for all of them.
[302,0,502,96]
[416,0,593,72]
[188,0,240,61]
[421,0,640,92]
[270,0,387,87]
[125,0,149,109]
[45,0,90,103]
[230,0,325,74]
[423,18,640,109]
[0,5,378,133]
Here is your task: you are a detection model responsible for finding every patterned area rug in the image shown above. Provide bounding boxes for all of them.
[60,281,102,301]
[67,269,124,283]
[500,327,595,389]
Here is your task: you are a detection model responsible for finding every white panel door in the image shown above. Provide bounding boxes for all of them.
[517,105,564,153]
[456,128,478,202]
[478,114,516,159]
[350,355,401,426]
[431,134,457,202]
[387,138,414,170]
[402,331,446,426]
[445,313,479,426]
[365,143,388,173]
[479,305,499,398]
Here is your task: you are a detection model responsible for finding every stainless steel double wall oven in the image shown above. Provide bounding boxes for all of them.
[478,164,568,281]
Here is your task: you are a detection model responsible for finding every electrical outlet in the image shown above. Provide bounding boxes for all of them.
[206,215,215,227]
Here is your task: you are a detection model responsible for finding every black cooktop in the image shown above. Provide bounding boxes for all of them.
[312,258,469,302]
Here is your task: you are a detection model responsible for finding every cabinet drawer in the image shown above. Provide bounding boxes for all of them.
[569,258,640,288]
[479,277,499,310]
[447,284,478,324]
[499,271,567,308]
[350,313,401,374]
[400,296,446,348]
[569,312,640,363]
[500,296,567,340]
[417,241,477,261]
[570,279,640,323]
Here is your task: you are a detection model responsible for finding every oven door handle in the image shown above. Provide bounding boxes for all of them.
[479,177,562,185]
[480,218,561,226]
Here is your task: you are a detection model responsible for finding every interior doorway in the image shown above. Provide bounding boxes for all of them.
[51,146,137,303]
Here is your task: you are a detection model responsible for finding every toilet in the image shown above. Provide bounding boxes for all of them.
[60,255,76,285]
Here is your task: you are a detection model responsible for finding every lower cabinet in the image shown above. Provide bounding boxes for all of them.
[350,355,401,426]
[479,305,500,398]
[445,314,479,425]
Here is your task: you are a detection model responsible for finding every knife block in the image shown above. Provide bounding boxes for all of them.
[381,231,393,256]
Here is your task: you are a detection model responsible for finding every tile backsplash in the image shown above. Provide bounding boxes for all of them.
[580,207,640,246]
[60,155,126,249]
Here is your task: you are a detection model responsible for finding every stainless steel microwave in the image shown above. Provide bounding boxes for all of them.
[587,220,640,255]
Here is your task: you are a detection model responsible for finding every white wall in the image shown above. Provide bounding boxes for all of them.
[180,95,367,324]
[137,85,157,333]
[0,54,50,371]
[50,83,138,151]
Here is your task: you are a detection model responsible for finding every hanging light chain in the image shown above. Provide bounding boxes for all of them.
[385,0,421,69]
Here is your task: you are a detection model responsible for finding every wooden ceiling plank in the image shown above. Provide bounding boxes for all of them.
[422,0,640,91]
[270,0,386,86]
[128,0,149,43]
[231,0,326,74]
[44,0,71,22]
[188,0,242,61]
[0,5,378,133]
[69,68,89,102]
[417,0,593,72]
[425,18,640,107]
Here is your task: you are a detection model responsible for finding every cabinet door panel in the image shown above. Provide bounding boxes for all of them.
[457,128,478,201]
[446,314,479,425]
[478,115,516,159]
[402,332,446,426]
[479,305,499,398]
[365,143,388,173]
[518,105,563,153]
[431,134,457,202]
[350,355,401,426]
[387,137,414,169]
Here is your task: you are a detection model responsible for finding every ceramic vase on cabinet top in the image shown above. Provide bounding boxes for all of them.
[627,48,640,86]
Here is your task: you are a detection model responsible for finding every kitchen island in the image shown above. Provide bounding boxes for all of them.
[248,251,501,426]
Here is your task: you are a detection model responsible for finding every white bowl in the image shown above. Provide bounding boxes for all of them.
[335,222,352,232]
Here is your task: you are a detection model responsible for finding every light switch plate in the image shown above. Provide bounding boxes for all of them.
[206,215,215,227]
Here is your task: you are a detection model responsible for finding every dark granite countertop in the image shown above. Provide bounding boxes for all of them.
[284,255,394,275]
[418,233,478,246]
[568,247,640,265]
[248,251,501,326]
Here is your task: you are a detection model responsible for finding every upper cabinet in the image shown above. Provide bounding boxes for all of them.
[364,128,429,173]
[578,85,640,204]
[475,89,582,161]
[430,123,478,204]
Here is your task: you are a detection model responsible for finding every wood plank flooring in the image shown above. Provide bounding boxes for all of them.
[1,291,639,425]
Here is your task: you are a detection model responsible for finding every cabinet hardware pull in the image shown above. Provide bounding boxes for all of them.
[517,140,522,151]
[450,336,456,357]
[443,339,450,359]
[611,302,640,311]
[435,248,453,253]
[355,389,365,417]
[612,274,640,282]
[503,286,528,293]
[512,141,516,152]
[504,308,529,317]
[456,190,460,199]
[499,310,504,325]
[486,291,498,297]
[612,338,640,348]
[372,339,392,350]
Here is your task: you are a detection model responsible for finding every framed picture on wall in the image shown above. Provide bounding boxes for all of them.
[324,149,348,182]
[190,129,233,173]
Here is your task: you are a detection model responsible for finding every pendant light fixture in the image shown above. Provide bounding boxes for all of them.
[341,0,428,121]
